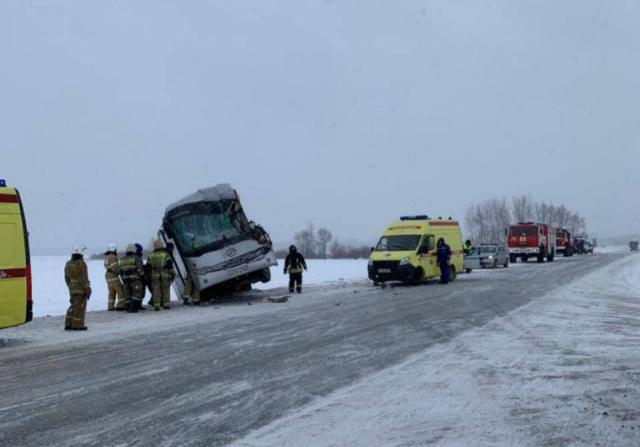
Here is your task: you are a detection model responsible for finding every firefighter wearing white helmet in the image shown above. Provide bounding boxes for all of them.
[119,243,146,312]
[64,246,91,331]
[104,243,126,311]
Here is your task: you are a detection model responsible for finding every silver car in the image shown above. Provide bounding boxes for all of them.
[464,244,510,272]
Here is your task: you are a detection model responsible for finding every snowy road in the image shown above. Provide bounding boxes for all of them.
[0,253,635,446]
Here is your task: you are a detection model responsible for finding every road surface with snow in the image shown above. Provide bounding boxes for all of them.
[1,252,638,446]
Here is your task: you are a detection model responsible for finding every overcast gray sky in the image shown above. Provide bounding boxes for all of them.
[2,0,639,254]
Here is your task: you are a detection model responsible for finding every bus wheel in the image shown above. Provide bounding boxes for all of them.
[260,268,271,283]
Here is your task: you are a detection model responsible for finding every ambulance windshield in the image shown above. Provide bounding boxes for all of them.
[375,235,421,252]
[166,200,252,257]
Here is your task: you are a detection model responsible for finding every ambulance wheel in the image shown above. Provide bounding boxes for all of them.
[465,268,472,274]
[412,267,425,283]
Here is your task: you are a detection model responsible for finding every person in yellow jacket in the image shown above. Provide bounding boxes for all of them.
[64,246,92,331]
[146,240,175,310]
[104,243,126,311]
[120,244,146,313]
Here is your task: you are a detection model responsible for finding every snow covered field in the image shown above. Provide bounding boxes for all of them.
[233,252,640,447]
[31,256,367,317]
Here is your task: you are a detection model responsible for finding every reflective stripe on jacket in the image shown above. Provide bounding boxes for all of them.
[120,254,144,280]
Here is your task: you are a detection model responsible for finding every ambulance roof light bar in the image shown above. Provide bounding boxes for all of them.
[400,215,430,221]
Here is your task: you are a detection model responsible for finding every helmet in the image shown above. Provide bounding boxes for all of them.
[72,246,85,255]
[107,243,117,252]
[153,239,164,250]
[126,244,136,253]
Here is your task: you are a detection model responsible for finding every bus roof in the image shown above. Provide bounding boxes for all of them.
[165,184,238,213]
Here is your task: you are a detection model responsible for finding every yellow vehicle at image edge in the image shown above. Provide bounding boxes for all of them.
[0,179,33,329]
[368,216,464,286]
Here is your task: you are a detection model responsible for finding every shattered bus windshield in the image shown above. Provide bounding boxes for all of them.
[167,200,251,257]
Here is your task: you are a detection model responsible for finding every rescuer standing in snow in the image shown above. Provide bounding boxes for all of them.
[120,244,146,312]
[146,240,175,310]
[104,243,125,311]
[284,245,307,293]
[182,273,201,305]
[64,247,92,331]
[436,238,452,284]
[463,239,473,255]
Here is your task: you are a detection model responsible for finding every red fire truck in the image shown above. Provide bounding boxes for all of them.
[555,228,574,257]
[508,222,557,263]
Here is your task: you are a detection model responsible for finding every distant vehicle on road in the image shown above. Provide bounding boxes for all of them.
[368,216,464,285]
[574,236,594,255]
[464,244,509,272]
[508,222,556,263]
[159,184,277,299]
[630,241,638,252]
[0,179,32,329]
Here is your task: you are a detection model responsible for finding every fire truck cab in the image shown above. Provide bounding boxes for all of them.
[555,228,574,257]
[508,222,556,263]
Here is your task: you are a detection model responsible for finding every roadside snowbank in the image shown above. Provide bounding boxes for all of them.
[31,256,367,317]
[233,254,640,447]
[594,244,628,254]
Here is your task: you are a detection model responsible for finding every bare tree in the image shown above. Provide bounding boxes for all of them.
[330,239,349,258]
[465,198,511,244]
[316,228,333,259]
[294,223,317,257]
[512,195,535,223]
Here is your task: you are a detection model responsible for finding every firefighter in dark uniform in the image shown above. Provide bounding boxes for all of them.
[284,245,307,293]
[120,244,146,312]
[64,247,91,331]
[146,240,175,310]
[436,238,452,284]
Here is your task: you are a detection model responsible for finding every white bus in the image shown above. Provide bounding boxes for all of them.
[159,184,277,299]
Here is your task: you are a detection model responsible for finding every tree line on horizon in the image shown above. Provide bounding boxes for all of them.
[465,195,587,245]
[276,223,372,259]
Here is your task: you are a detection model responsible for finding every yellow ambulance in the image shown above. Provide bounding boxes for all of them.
[368,216,464,285]
[0,179,33,328]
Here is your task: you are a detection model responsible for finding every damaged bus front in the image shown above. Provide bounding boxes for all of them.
[159,184,277,299]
